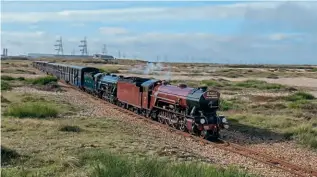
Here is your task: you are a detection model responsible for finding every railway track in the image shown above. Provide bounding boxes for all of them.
[60,81,317,177]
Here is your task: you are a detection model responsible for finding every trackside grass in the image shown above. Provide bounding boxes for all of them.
[1,80,12,91]
[27,76,57,85]
[3,102,59,118]
[228,114,317,149]
[233,80,285,90]
[81,150,255,177]
[284,92,315,101]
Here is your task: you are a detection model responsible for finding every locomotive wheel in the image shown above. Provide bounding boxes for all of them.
[179,119,186,132]
[199,130,209,139]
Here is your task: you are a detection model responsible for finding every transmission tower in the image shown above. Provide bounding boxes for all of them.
[79,37,88,55]
[102,44,107,55]
[118,50,121,58]
[54,36,64,55]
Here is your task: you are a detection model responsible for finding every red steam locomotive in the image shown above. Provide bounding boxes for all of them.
[32,61,229,140]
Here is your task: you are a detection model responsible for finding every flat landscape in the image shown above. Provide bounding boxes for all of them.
[1,59,317,177]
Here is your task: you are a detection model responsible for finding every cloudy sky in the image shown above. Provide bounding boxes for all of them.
[1,1,317,64]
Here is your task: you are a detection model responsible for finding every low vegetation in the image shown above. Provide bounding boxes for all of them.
[82,150,254,177]
[1,80,12,90]
[98,67,121,73]
[1,146,20,166]
[59,125,82,132]
[3,102,59,118]
[2,75,25,81]
[27,76,57,85]
[234,80,284,90]
[173,79,287,91]
[1,96,11,103]
[284,92,315,101]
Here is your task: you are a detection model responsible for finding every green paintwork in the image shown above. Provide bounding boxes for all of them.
[84,74,95,91]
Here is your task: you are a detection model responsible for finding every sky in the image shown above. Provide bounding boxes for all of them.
[1,1,317,64]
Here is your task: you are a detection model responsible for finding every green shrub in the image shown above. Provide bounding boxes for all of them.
[285,92,315,101]
[1,80,12,91]
[81,151,253,177]
[28,76,57,85]
[4,102,59,118]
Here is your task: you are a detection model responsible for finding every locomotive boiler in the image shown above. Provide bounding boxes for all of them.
[150,81,228,139]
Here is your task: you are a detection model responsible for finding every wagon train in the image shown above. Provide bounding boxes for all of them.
[32,61,229,140]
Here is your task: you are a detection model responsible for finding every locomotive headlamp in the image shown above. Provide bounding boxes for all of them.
[222,117,227,123]
[200,118,206,124]
[224,124,229,129]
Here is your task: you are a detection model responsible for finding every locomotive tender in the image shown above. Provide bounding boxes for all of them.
[32,61,229,139]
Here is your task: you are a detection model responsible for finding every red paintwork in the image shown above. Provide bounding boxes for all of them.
[117,81,142,108]
[150,84,194,109]
[186,119,194,131]
[142,92,149,109]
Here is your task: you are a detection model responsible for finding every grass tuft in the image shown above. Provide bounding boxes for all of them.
[286,124,317,149]
[81,150,254,177]
[220,99,235,111]
[285,92,315,101]
[59,125,82,132]
[1,145,20,166]
[2,75,15,80]
[4,102,59,118]
[1,80,12,90]
[201,80,225,87]
[27,76,57,85]
[98,67,120,73]
[1,95,11,103]
[234,80,284,90]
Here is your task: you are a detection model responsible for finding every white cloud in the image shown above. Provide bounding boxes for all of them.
[99,27,129,35]
[2,2,316,24]
[268,33,304,41]
[1,31,46,38]
[70,23,86,27]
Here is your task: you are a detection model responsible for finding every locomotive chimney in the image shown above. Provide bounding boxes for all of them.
[178,83,187,88]
[199,86,207,92]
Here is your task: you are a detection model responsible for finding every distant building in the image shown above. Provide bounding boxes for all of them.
[93,54,115,60]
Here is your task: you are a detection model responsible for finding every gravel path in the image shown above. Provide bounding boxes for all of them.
[222,129,317,172]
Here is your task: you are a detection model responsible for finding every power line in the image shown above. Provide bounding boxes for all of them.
[118,50,121,58]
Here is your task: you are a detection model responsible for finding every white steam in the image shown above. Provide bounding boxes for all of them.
[128,62,172,81]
